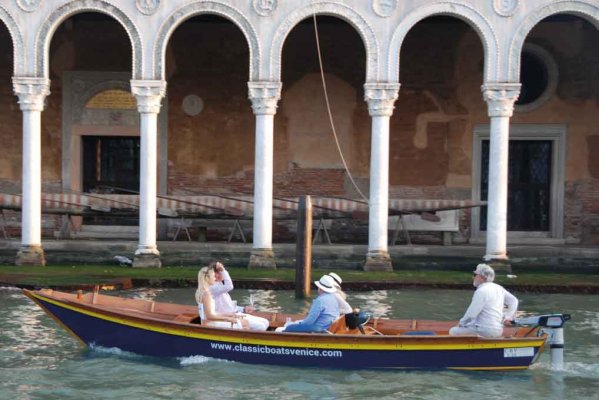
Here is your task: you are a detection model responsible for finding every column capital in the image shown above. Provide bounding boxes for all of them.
[364,83,400,117]
[481,83,521,118]
[248,81,282,115]
[12,77,50,112]
[131,79,167,113]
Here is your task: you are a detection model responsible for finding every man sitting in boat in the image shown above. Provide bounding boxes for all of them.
[210,261,269,331]
[328,272,353,315]
[280,275,340,333]
[195,266,247,329]
[449,263,519,338]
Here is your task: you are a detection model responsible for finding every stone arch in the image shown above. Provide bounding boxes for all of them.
[35,0,142,79]
[154,2,259,81]
[389,2,499,83]
[0,4,24,75]
[271,2,378,82]
[508,0,599,81]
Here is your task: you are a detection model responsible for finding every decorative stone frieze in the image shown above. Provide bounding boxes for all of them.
[16,0,42,13]
[131,80,167,113]
[12,77,50,112]
[253,0,277,17]
[493,0,519,17]
[372,0,397,18]
[364,83,400,117]
[481,83,521,118]
[136,0,160,16]
[248,81,281,115]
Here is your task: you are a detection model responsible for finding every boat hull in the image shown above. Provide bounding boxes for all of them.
[27,290,545,370]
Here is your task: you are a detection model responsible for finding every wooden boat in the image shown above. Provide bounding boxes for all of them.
[24,288,551,371]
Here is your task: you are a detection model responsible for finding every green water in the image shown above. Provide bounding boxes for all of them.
[1,286,598,399]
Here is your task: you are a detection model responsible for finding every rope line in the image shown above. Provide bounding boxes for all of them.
[312,13,369,203]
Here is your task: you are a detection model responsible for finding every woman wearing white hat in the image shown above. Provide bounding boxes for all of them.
[282,275,340,333]
[328,273,353,315]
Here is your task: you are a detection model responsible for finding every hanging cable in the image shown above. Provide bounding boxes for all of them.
[312,13,369,203]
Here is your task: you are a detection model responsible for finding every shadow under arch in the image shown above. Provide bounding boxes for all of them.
[154,1,259,81]
[35,0,142,79]
[389,3,498,83]
[508,0,599,82]
[0,4,23,76]
[270,2,377,82]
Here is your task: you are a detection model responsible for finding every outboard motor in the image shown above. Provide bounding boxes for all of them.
[514,313,571,369]
[345,309,371,334]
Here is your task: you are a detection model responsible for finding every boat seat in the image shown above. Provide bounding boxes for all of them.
[173,313,200,324]
[403,331,436,336]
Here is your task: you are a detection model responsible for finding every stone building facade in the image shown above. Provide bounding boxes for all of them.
[0,0,597,268]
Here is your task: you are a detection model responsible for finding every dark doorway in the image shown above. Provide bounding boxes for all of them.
[82,136,140,193]
[480,140,552,231]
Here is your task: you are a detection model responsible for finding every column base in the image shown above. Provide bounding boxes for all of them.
[16,245,46,266]
[133,248,162,268]
[248,249,277,269]
[363,250,393,271]
[482,257,512,275]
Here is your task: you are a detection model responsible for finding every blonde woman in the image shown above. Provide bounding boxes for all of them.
[195,266,246,329]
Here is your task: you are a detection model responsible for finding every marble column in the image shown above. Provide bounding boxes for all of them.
[13,77,51,266]
[363,83,400,271]
[481,83,521,265]
[131,80,166,268]
[247,82,281,269]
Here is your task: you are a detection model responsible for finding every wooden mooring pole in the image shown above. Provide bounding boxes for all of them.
[295,195,312,299]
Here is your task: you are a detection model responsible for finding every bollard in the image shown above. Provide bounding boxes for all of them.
[295,195,312,299]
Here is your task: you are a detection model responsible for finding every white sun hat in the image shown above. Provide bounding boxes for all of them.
[328,272,342,287]
[314,275,337,293]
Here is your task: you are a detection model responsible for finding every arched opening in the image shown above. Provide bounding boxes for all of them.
[279,15,367,243]
[163,14,251,241]
[0,21,16,190]
[503,14,598,243]
[48,12,135,233]
[396,16,483,244]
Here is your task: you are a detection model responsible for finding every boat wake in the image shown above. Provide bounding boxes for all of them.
[179,355,232,366]
[88,343,142,359]
[530,360,599,378]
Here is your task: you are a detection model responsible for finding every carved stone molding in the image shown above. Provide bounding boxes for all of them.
[248,81,281,115]
[155,1,260,81]
[16,0,42,13]
[12,77,51,111]
[36,0,142,79]
[131,80,167,113]
[136,0,160,16]
[388,2,498,82]
[0,5,25,75]
[271,2,378,82]
[253,0,277,17]
[493,0,519,17]
[364,83,400,117]
[372,0,397,18]
[508,1,599,81]
[481,83,521,118]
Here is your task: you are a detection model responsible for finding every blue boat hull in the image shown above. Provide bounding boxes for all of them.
[29,291,545,370]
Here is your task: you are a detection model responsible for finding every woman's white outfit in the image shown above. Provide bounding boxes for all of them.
[198,299,243,329]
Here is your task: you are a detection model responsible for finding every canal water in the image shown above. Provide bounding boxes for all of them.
[1,286,598,400]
